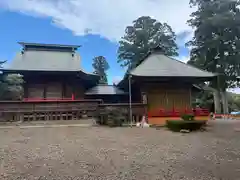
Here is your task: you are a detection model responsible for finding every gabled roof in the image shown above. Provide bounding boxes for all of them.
[129,53,216,78]
[5,51,81,72]
[85,84,127,95]
[3,43,96,76]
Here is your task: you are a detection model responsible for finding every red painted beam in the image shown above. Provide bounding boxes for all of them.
[148,107,209,118]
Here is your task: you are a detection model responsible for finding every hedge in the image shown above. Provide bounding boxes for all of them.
[166,120,206,132]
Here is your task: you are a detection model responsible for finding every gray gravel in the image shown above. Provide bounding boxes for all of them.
[0,120,240,180]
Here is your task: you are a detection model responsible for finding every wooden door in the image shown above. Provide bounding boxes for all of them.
[46,83,62,98]
[147,90,169,111]
[28,84,44,98]
[65,84,73,98]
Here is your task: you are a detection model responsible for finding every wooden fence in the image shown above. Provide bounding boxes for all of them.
[0,100,147,123]
[0,100,102,122]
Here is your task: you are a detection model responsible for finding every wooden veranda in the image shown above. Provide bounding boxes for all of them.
[0,100,147,123]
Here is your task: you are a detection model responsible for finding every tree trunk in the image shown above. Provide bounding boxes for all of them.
[213,90,221,114]
[221,91,229,115]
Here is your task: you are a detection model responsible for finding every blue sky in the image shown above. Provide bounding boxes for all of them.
[0,12,124,84]
[1,1,239,93]
[0,0,194,84]
[0,11,190,84]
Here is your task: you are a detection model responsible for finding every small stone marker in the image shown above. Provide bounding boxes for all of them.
[180,129,190,133]
[136,116,149,128]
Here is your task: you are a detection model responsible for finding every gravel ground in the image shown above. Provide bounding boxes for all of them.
[0,120,240,180]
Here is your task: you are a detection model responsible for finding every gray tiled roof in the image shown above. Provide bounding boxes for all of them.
[5,49,94,75]
[85,85,126,95]
[130,53,216,77]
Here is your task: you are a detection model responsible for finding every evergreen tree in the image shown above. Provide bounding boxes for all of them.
[92,56,109,84]
[187,0,240,113]
[118,16,178,73]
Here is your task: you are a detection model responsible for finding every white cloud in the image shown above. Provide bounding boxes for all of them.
[0,0,194,42]
[176,30,194,47]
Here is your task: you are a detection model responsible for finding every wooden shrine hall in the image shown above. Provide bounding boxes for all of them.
[2,42,100,100]
[0,42,143,122]
[0,42,216,124]
[117,47,216,125]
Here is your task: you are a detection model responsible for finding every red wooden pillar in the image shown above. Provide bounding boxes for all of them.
[71,93,75,100]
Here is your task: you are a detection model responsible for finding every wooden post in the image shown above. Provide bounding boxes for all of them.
[33,112,36,121]
[142,92,148,123]
[62,83,66,99]
[43,84,47,99]
[189,87,192,109]
[71,93,75,101]
[128,75,133,127]
[19,113,24,123]
[45,112,48,121]
[144,105,148,123]
[24,83,28,99]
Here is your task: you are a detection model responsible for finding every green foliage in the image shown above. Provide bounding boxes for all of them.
[166,120,206,132]
[92,56,109,84]
[98,107,126,127]
[227,92,240,111]
[181,114,195,121]
[0,61,24,100]
[193,90,240,112]
[0,74,24,100]
[118,16,178,73]
[193,90,214,109]
[187,0,240,90]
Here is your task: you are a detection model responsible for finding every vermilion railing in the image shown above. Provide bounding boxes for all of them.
[148,107,209,117]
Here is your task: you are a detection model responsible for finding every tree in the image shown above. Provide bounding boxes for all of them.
[0,61,24,100]
[228,92,240,112]
[187,0,240,114]
[118,16,178,72]
[92,56,109,84]
[0,61,6,98]
[193,90,240,112]
[3,74,24,100]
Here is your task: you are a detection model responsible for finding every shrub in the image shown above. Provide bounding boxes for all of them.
[166,120,206,132]
[181,114,195,121]
[96,111,108,125]
[98,107,126,127]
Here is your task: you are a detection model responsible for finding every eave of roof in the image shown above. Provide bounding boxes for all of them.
[1,68,99,76]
